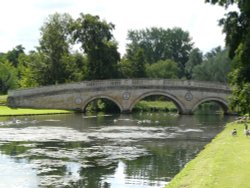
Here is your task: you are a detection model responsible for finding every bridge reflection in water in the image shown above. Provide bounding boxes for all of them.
[7,79,232,115]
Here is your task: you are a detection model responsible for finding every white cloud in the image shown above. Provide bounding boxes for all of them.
[0,0,230,55]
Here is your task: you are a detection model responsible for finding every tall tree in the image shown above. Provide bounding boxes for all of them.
[206,0,250,114]
[125,27,193,78]
[37,13,73,85]
[72,13,120,79]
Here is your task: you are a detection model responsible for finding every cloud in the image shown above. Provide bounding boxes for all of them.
[0,0,229,54]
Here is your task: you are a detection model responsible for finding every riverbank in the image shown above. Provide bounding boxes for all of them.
[0,95,72,116]
[166,121,250,188]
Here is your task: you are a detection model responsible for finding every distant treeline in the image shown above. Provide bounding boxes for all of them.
[0,13,231,95]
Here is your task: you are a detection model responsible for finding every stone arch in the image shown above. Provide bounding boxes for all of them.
[82,95,122,112]
[129,91,186,114]
[191,97,229,114]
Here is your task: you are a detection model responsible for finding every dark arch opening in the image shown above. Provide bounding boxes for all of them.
[192,99,229,115]
[131,93,184,114]
[83,97,121,114]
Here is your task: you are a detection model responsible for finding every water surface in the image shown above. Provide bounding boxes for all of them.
[0,113,233,188]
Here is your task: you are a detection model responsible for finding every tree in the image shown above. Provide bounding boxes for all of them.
[64,52,87,82]
[185,48,203,79]
[125,27,193,78]
[17,52,39,88]
[126,48,147,78]
[146,59,180,79]
[37,13,73,85]
[118,58,134,78]
[0,59,17,94]
[192,48,231,83]
[206,0,250,113]
[72,13,120,79]
[6,45,25,67]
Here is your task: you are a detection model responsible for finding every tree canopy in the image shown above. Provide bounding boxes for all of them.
[146,59,180,79]
[206,0,250,114]
[124,27,193,78]
[72,13,120,79]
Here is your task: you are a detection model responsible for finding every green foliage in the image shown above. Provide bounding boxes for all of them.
[133,100,177,112]
[192,48,231,83]
[206,0,250,113]
[118,58,134,78]
[125,27,193,78]
[229,82,250,115]
[85,99,120,113]
[146,59,180,79]
[0,59,18,94]
[5,45,25,67]
[185,48,203,79]
[72,13,120,79]
[17,53,39,88]
[38,13,74,85]
[63,52,87,82]
[126,48,147,78]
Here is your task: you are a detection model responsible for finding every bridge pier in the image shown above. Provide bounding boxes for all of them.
[180,109,193,115]
[121,109,132,114]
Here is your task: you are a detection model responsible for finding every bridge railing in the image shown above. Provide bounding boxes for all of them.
[8,79,230,97]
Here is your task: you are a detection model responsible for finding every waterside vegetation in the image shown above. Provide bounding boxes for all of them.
[133,100,177,112]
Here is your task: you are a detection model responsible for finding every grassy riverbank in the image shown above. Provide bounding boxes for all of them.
[166,121,250,188]
[134,100,177,112]
[0,95,71,116]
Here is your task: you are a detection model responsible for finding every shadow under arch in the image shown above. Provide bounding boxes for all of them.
[82,95,122,113]
[192,97,229,114]
[129,91,186,114]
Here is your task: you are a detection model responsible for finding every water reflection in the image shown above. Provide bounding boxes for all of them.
[0,113,233,187]
[0,153,38,188]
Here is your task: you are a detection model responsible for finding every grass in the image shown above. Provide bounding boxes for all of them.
[134,100,177,112]
[0,95,72,116]
[166,121,250,188]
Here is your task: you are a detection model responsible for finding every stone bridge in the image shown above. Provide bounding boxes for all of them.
[7,79,232,115]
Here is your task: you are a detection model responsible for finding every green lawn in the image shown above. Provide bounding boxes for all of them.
[0,95,71,116]
[166,121,250,188]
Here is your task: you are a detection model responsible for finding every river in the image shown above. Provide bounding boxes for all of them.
[0,112,233,188]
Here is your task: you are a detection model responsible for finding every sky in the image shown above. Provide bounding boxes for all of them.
[0,0,235,55]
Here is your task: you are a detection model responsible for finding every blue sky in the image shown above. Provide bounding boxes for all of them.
[0,0,235,55]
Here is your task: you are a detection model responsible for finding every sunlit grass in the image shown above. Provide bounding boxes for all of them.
[0,106,71,116]
[166,122,250,188]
